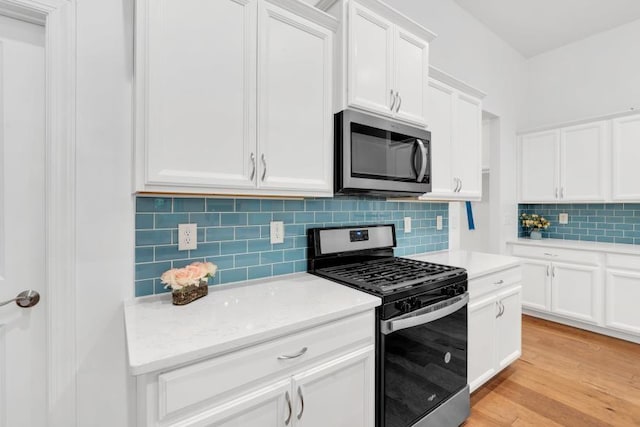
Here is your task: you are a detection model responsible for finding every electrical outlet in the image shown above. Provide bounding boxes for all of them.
[436,215,443,231]
[270,221,284,244]
[559,213,569,224]
[404,217,412,233]
[178,223,198,251]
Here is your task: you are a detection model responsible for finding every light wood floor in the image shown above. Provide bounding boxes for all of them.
[464,315,640,426]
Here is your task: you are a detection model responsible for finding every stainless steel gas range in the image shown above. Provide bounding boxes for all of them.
[308,224,470,427]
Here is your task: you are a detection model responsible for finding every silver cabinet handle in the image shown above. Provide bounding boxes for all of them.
[547,265,550,276]
[454,178,460,192]
[495,301,501,318]
[415,139,427,183]
[552,266,556,278]
[543,253,558,257]
[390,90,396,111]
[458,179,463,192]
[560,187,565,199]
[494,280,504,285]
[396,93,402,112]
[277,347,308,360]
[285,391,292,425]
[249,153,256,181]
[261,154,267,181]
[496,301,504,318]
[555,187,559,199]
[296,386,304,420]
[0,290,40,308]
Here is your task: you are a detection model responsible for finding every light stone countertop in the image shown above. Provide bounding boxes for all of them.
[124,273,380,376]
[507,237,640,255]
[409,250,521,279]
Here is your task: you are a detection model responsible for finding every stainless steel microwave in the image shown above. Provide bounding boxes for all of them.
[334,109,431,197]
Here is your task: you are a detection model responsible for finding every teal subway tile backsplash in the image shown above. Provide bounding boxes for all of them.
[135,196,449,297]
[519,203,640,245]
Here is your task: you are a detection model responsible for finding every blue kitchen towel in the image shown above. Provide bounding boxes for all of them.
[465,201,475,230]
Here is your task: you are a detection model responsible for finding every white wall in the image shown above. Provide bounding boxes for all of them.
[523,18,640,129]
[390,0,527,252]
[75,0,135,425]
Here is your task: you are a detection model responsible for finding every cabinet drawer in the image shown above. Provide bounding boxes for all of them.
[606,253,640,271]
[469,267,522,300]
[157,311,374,420]
[511,245,600,266]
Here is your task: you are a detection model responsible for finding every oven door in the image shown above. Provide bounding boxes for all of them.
[379,293,469,427]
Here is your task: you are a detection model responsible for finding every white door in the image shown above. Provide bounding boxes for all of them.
[560,121,608,201]
[520,259,551,311]
[348,1,394,117]
[292,347,374,427]
[0,15,47,427]
[454,93,482,198]
[257,1,332,195]
[425,79,455,195]
[611,114,640,201]
[467,295,497,392]
[393,27,428,126]
[605,269,640,335]
[519,130,559,202]
[143,0,257,189]
[552,262,601,324]
[496,287,522,369]
[192,380,290,427]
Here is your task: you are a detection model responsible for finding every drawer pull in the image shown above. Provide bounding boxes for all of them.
[285,391,292,425]
[494,280,504,285]
[277,347,308,360]
[543,253,558,257]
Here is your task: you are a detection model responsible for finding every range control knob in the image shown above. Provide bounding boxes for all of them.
[446,287,456,297]
[396,300,412,313]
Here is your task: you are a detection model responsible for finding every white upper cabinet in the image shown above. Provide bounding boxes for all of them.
[519,129,560,202]
[611,113,640,201]
[420,68,485,201]
[257,1,334,193]
[329,0,434,127]
[518,121,609,203]
[135,0,337,197]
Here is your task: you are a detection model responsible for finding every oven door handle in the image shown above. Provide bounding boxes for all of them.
[380,293,469,335]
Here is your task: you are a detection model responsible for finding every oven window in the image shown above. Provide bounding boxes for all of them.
[351,123,424,182]
[382,305,467,427]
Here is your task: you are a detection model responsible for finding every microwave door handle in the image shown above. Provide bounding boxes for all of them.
[380,293,469,335]
[415,139,427,182]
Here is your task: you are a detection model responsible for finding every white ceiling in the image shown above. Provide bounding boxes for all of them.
[453,0,640,58]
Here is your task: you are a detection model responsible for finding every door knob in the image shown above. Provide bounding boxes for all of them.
[0,290,40,308]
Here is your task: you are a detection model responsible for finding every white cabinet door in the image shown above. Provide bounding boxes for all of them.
[496,287,522,369]
[454,93,482,199]
[292,347,374,427]
[348,1,394,117]
[520,259,551,311]
[560,121,608,201]
[519,130,560,202]
[143,0,257,189]
[552,262,601,324]
[468,294,497,392]
[425,79,455,195]
[394,27,428,126]
[178,379,290,427]
[611,114,640,201]
[605,269,640,335]
[257,2,332,194]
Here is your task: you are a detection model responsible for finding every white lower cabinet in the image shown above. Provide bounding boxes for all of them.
[136,312,375,427]
[605,268,640,335]
[467,266,522,393]
[509,242,640,344]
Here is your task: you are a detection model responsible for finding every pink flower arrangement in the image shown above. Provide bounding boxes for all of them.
[161,261,217,291]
